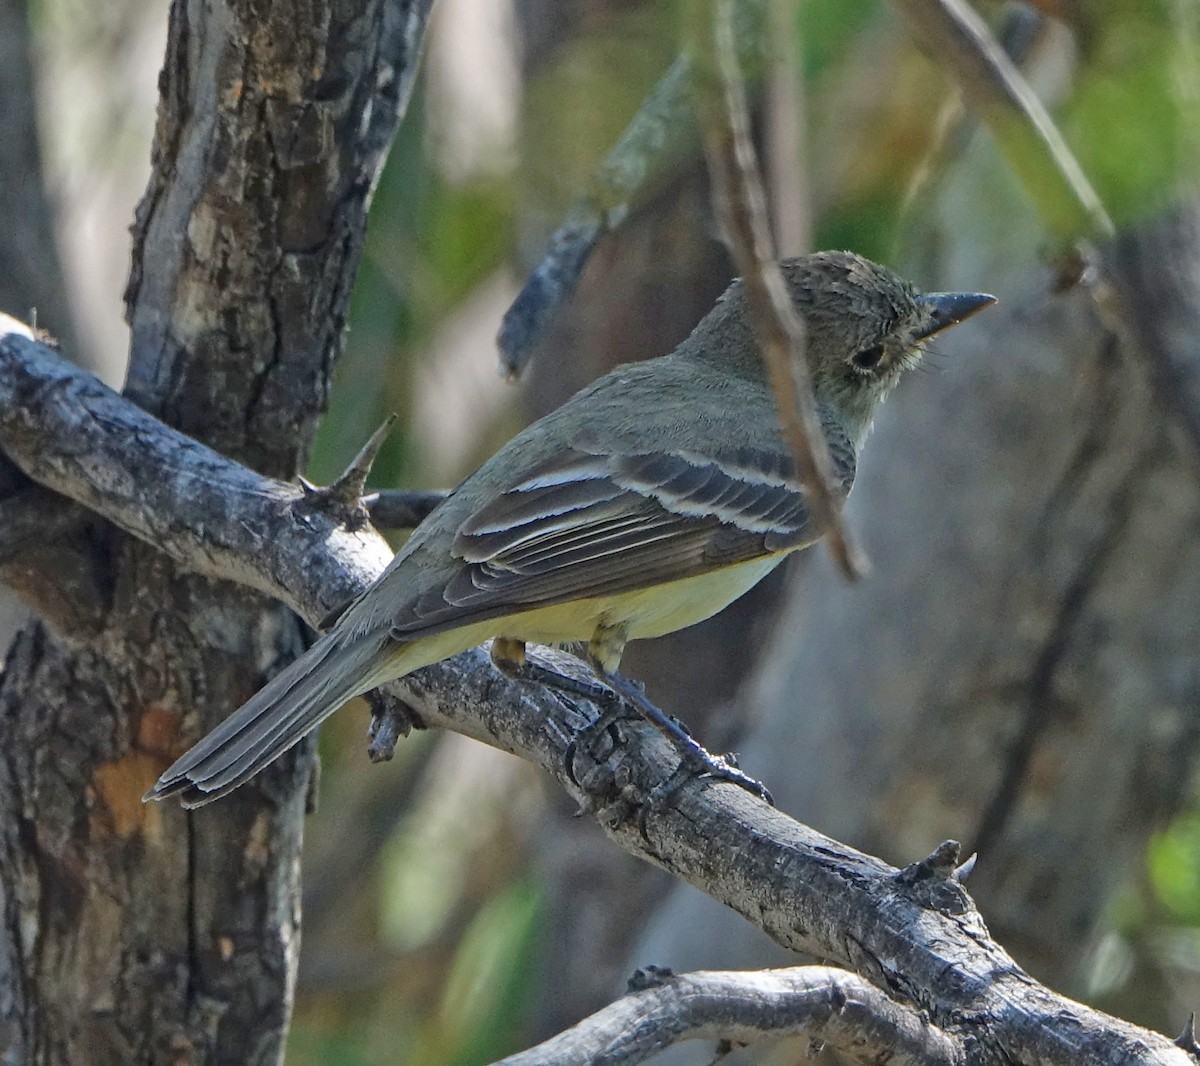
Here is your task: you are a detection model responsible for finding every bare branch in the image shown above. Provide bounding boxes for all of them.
[398,652,1192,1066]
[493,966,964,1066]
[363,488,447,529]
[496,57,694,378]
[0,313,391,626]
[687,0,866,580]
[0,318,1191,1064]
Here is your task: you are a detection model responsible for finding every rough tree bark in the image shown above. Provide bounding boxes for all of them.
[0,1,432,1062]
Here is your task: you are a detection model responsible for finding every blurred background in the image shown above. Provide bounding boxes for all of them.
[3,0,1200,1062]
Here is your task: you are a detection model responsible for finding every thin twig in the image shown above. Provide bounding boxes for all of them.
[766,0,810,256]
[901,3,1049,219]
[886,0,1112,242]
[687,0,866,580]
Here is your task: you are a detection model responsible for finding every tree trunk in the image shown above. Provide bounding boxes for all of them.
[0,1,432,1061]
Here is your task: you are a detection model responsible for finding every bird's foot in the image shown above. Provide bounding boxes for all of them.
[597,670,773,807]
[490,652,631,784]
[646,748,772,808]
[492,647,773,809]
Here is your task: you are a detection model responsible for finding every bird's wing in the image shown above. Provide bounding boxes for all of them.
[389,439,853,640]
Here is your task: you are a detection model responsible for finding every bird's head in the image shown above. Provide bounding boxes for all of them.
[782,251,995,444]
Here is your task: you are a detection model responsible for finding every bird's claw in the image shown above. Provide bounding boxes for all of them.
[646,748,774,809]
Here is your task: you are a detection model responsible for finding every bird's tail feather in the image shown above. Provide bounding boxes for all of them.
[144,629,395,808]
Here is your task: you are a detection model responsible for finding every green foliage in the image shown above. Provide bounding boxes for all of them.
[796,0,880,78]
[289,881,540,1066]
[1149,815,1200,925]
[1062,2,1200,225]
[439,881,542,1066]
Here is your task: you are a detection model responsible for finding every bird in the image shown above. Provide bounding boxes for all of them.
[145,251,994,807]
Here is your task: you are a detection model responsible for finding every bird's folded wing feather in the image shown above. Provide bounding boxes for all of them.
[389,440,853,639]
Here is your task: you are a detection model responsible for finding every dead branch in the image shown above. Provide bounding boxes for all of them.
[493,966,963,1066]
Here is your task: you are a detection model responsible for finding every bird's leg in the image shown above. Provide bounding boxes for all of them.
[489,635,526,674]
[489,637,630,791]
[489,637,617,708]
[585,625,773,806]
[488,634,772,807]
[585,659,773,807]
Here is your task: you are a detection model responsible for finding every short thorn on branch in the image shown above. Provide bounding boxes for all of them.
[627,965,676,992]
[954,852,978,883]
[299,413,398,530]
[894,840,977,916]
[897,839,962,883]
[1176,1012,1200,1057]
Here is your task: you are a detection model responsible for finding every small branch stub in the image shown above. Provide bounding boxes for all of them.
[897,839,963,883]
[365,690,420,762]
[1176,1012,1200,1057]
[363,488,446,530]
[895,840,974,916]
[300,413,398,530]
[627,965,676,992]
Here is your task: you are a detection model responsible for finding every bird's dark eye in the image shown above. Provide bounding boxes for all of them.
[852,344,885,370]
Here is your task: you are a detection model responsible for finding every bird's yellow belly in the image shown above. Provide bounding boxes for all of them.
[382,554,792,684]
[504,553,789,644]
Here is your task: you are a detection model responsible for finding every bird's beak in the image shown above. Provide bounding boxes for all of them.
[915,292,997,340]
